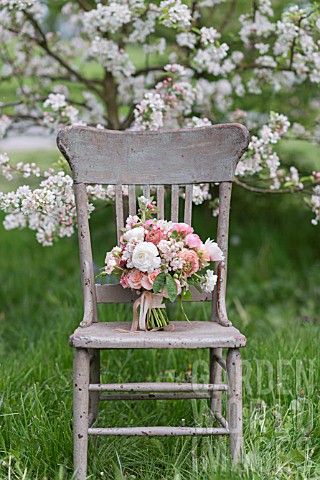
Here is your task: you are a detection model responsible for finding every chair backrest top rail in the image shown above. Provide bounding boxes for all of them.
[57,124,250,185]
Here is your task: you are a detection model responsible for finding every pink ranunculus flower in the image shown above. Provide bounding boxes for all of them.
[145,219,155,228]
[141,268,161,290]
[204,239,224,262]
[163,278,182,299]
[145,228,163,245]
[185,233,202,249]
[173,222,194,236]
[178,248,200,277]
[127,268,144,289]
[120,274,130,288]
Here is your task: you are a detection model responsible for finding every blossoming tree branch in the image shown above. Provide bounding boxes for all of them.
[0,0,319,245]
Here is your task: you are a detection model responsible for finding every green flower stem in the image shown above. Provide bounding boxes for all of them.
[146,306,169,330]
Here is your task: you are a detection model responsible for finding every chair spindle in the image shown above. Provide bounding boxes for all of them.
[171,185,179,222]
[157,186,165,219]
[115,184,124,242]
[128,185,136,216]
[142,184,150,199]
[184,185,193,225]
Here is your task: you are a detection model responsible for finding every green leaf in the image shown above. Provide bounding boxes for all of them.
[165,274,178,302]
[171,230,178,239]
[300,175,313,183]
[182,289,192,301]
[153,272,166,294]
[286,449,305,464]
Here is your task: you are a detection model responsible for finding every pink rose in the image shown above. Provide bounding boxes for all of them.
[178,248,200,277]
[141,269,161,290]
[173,222,194,236]
[149,269,161,283]
[163,279,182,299]
[145,228,163,245]
[185,233,202,249]
[127,269,144,289]
[141,274,153,290]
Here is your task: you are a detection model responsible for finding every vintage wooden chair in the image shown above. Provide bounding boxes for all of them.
[57,124,250,479]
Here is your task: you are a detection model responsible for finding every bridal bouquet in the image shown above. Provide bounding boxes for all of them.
[103,197,224,331]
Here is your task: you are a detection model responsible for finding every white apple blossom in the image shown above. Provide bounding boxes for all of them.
[176,32,197,49]
[88,37,135,78]
[159,0,191,29]
[127,9,158,43]
[0,0,319,247]
[193,43,229,75]
[185,117,212,128]
[285,167,304,190]
[83,3,131,36]
[43,94,67,112]
[236,112,291,181]
[310,186,320,225]
[200,27,220,46]
[138,196,149,206]
[132,92,165,131]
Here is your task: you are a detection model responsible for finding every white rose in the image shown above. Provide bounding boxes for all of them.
[204,239,224,262]
[123,226,145,242]
[132,242,161,273]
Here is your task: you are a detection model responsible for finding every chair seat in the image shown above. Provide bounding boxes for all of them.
[69,321,246,349]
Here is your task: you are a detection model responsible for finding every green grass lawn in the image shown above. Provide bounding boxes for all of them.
[0,173,319,479]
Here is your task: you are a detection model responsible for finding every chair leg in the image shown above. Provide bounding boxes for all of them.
[89,349,100,427]
[73,348,90,480]
[209,348,223,416]
[226,348,243,464]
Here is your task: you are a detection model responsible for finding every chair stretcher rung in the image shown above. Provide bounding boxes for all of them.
[99,392,213,401]
[88,426,230,436]
[214,352,227,371]
[89,382,228,392]
[214,412,229,430]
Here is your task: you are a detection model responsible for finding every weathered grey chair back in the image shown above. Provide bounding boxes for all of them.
[57,125,249,327]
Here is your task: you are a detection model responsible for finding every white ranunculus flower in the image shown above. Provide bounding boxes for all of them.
[132,242,161,273]
[123,226,145,242]
[202,270,218,293]
[204,239,224,261]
